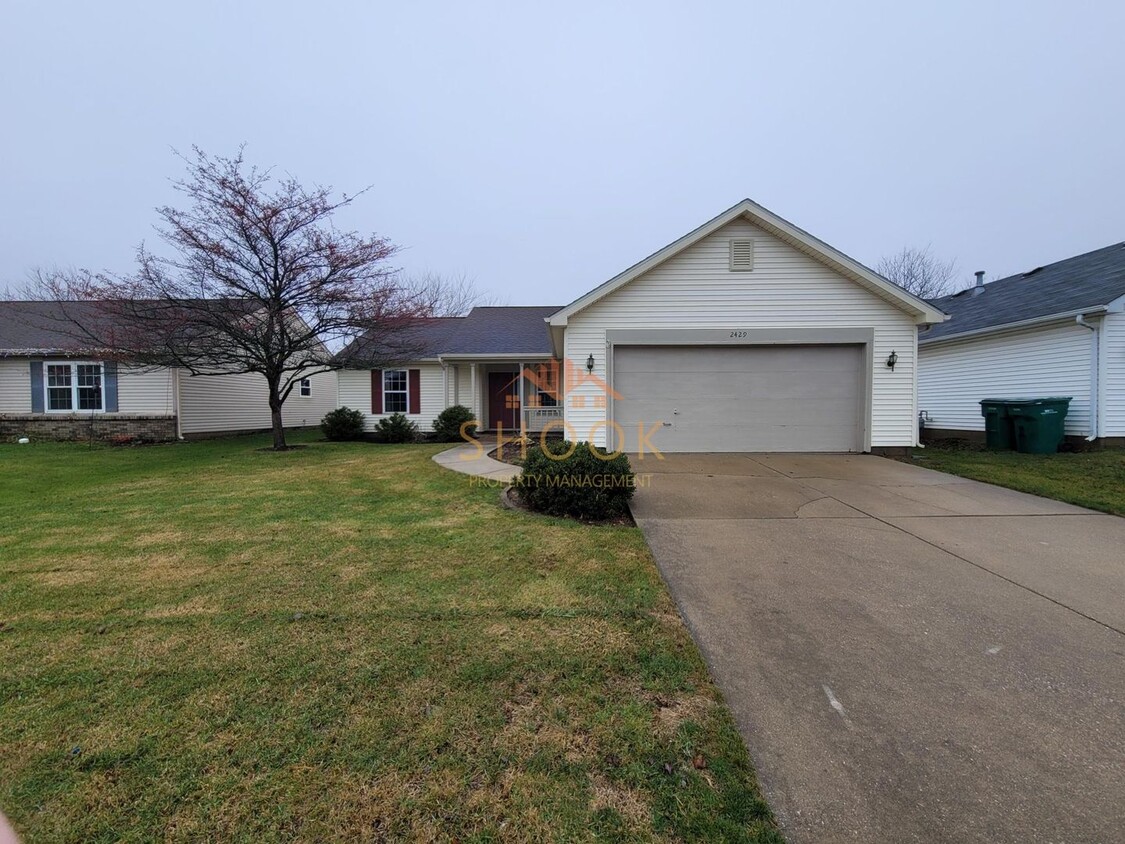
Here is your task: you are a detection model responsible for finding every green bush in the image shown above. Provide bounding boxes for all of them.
[374,412,419,443]
[433,404,478,442]
[321,407,366,441]
[517,440,635,521]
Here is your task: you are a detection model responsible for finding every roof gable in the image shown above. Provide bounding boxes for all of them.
[548,199,948,326]
[922,242,1125,343]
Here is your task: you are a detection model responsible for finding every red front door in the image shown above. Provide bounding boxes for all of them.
[488,372,520,430]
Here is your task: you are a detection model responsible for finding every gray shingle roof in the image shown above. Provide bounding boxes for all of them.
[339,305,560,363]
[0,301,124,354]
[922,242,1125,343]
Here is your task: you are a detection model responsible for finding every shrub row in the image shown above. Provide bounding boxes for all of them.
[321,405,477,444]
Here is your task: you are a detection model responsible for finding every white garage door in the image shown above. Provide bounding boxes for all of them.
[611,345,864,453]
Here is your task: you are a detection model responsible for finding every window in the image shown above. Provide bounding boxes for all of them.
[530,363,559,408]
[45,362,103,412]
[383,369,408,413]
[299,378,312,397]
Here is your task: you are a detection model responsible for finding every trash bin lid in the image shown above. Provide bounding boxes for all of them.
[980,397,1072,405]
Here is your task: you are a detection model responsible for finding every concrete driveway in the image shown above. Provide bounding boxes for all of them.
[630,453,1125,843]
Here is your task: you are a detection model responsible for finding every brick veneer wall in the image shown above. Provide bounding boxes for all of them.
[0,414,178,443]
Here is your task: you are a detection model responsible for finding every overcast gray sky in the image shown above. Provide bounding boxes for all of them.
[2,1,1123,304]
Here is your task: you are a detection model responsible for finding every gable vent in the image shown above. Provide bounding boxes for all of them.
[729,238,754,271]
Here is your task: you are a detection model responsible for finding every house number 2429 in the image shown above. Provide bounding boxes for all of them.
[729,331,747,338]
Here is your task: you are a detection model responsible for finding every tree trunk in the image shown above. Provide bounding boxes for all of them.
[268,382,287,450]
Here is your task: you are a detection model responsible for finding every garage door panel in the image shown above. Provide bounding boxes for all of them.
[615,376,860,403]
[612,345,863,453]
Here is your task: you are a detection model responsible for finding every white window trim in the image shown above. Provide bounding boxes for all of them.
[383,369,408,414]
[531,364,559,408]
[44,360,105,413]
[299,377,312,397]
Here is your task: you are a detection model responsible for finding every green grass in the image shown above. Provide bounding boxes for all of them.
[910,446,1125,516]
[0,431,779,843]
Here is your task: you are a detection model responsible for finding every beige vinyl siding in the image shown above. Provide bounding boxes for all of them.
[0,360,175,416]
[117,366,176,416]
[0,359,32,413]
[1102,312,1125,436]
[179,369,337,435]
[337,364,446,432]
[563,218,919,448]
[918,320,1093,435]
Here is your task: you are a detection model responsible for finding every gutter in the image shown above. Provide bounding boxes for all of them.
[1075,315,1100,442]
[919,306,1110,347]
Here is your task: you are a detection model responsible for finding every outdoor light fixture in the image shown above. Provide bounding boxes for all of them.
[886,350,898,371]
[586,354,595,372]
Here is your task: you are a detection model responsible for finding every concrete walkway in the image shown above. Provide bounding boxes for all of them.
[632,453,1125,843]
[431,439,519,482]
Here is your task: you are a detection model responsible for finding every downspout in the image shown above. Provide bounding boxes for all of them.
[173,367,184,440]
[1075,315,1099,442]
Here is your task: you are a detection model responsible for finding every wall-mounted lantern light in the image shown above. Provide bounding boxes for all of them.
[586,354,595,373]
[886,350,898,371]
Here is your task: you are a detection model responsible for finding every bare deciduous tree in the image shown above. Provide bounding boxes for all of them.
[29,147,464,450]
[877,245,959,300]
[400,271,504,316]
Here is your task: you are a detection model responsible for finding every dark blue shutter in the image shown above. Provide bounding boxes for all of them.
[29,360,44,413]
[103,361,119,412]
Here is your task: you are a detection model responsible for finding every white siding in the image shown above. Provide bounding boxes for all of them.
[179,368,337,435]
[1102,312,1125,437]
[918,321,1093,435]
[337,364,446,432]
[455,365,478,417]
[0,359,32,413]
[562,218,919,448]
[117,366,176,415]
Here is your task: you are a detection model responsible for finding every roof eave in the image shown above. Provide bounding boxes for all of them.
[919,306,1112,347]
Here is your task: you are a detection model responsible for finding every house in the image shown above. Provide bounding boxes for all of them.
[0,301,337,441]
[339,199,947,453]
[917,244,1125,446]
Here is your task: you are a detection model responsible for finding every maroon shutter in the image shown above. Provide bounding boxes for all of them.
[371,369,382,413]
[408,369,421,415]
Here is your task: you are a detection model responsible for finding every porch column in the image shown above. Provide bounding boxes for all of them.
[518,360,526,438]
[470,363,478,421]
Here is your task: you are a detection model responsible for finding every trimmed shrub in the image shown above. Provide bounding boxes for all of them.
[321,407,366,441]
[517,440,635,521]
[374,412,419,443]
[433,404,478,442]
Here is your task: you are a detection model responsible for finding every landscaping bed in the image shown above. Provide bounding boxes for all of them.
[0,431,779,842]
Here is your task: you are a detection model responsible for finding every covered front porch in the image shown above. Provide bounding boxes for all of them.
[440,356,563,434]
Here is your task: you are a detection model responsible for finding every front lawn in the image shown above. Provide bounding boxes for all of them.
[910,445,1125,516]
[0,432,779,843]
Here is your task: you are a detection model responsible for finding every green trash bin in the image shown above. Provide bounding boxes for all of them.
[979,399,1015,450]
[1006,397,1072,454]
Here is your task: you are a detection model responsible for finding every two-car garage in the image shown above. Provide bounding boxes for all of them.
[610,344,866,453]
[548,200,948,455]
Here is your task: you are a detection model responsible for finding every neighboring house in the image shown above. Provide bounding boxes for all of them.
[918,244,1125,445]
[339,199,947,453]
[0,301,337,441]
